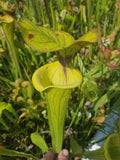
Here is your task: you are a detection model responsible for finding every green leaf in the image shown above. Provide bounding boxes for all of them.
[0,117,9,130]
[82,148,105,160]
[71,147,105,160]
[104,133,120,160]
[0,102,18,130]
[81,80,98,102]
[94,79,120,111]
[0,148,38,160]
[88,62,108,78]
[78,29,100,42]
[3,110,20,127]
[31,132,48,152]
[71,133,120,160]
[32,61,82,92]
[70,137,83,155]
[18,19,100,56]
[0,102,18,118]
[2,20,22,79]
[77,55,86,74]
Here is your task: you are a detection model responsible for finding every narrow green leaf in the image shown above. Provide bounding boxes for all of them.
[94,80,120,111]
[88,63,108,78]
[0,117,9,130]
[0,102,18,130]
[3,110,20,127]
[0,102,18,118]
[2,21,22,79]
[31,132,48,152]
[0,148,38,160]
[77,55,86,74]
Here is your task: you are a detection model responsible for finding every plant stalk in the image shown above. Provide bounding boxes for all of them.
[45,88,71,153]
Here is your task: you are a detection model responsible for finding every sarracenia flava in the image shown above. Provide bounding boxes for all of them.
[18,18,100,153]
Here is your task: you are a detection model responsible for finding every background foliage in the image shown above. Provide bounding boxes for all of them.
[0,0,120,159]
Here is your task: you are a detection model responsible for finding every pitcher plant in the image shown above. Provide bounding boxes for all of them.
[18,18,100,153]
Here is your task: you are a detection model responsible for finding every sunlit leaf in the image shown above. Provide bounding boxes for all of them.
[31,132,48,152]
[0,15,13,24]
[32,61,82,92]
[54,30,75,48]
[18,18,74,53]
[78,29,100,42]
[18,19,100,56]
